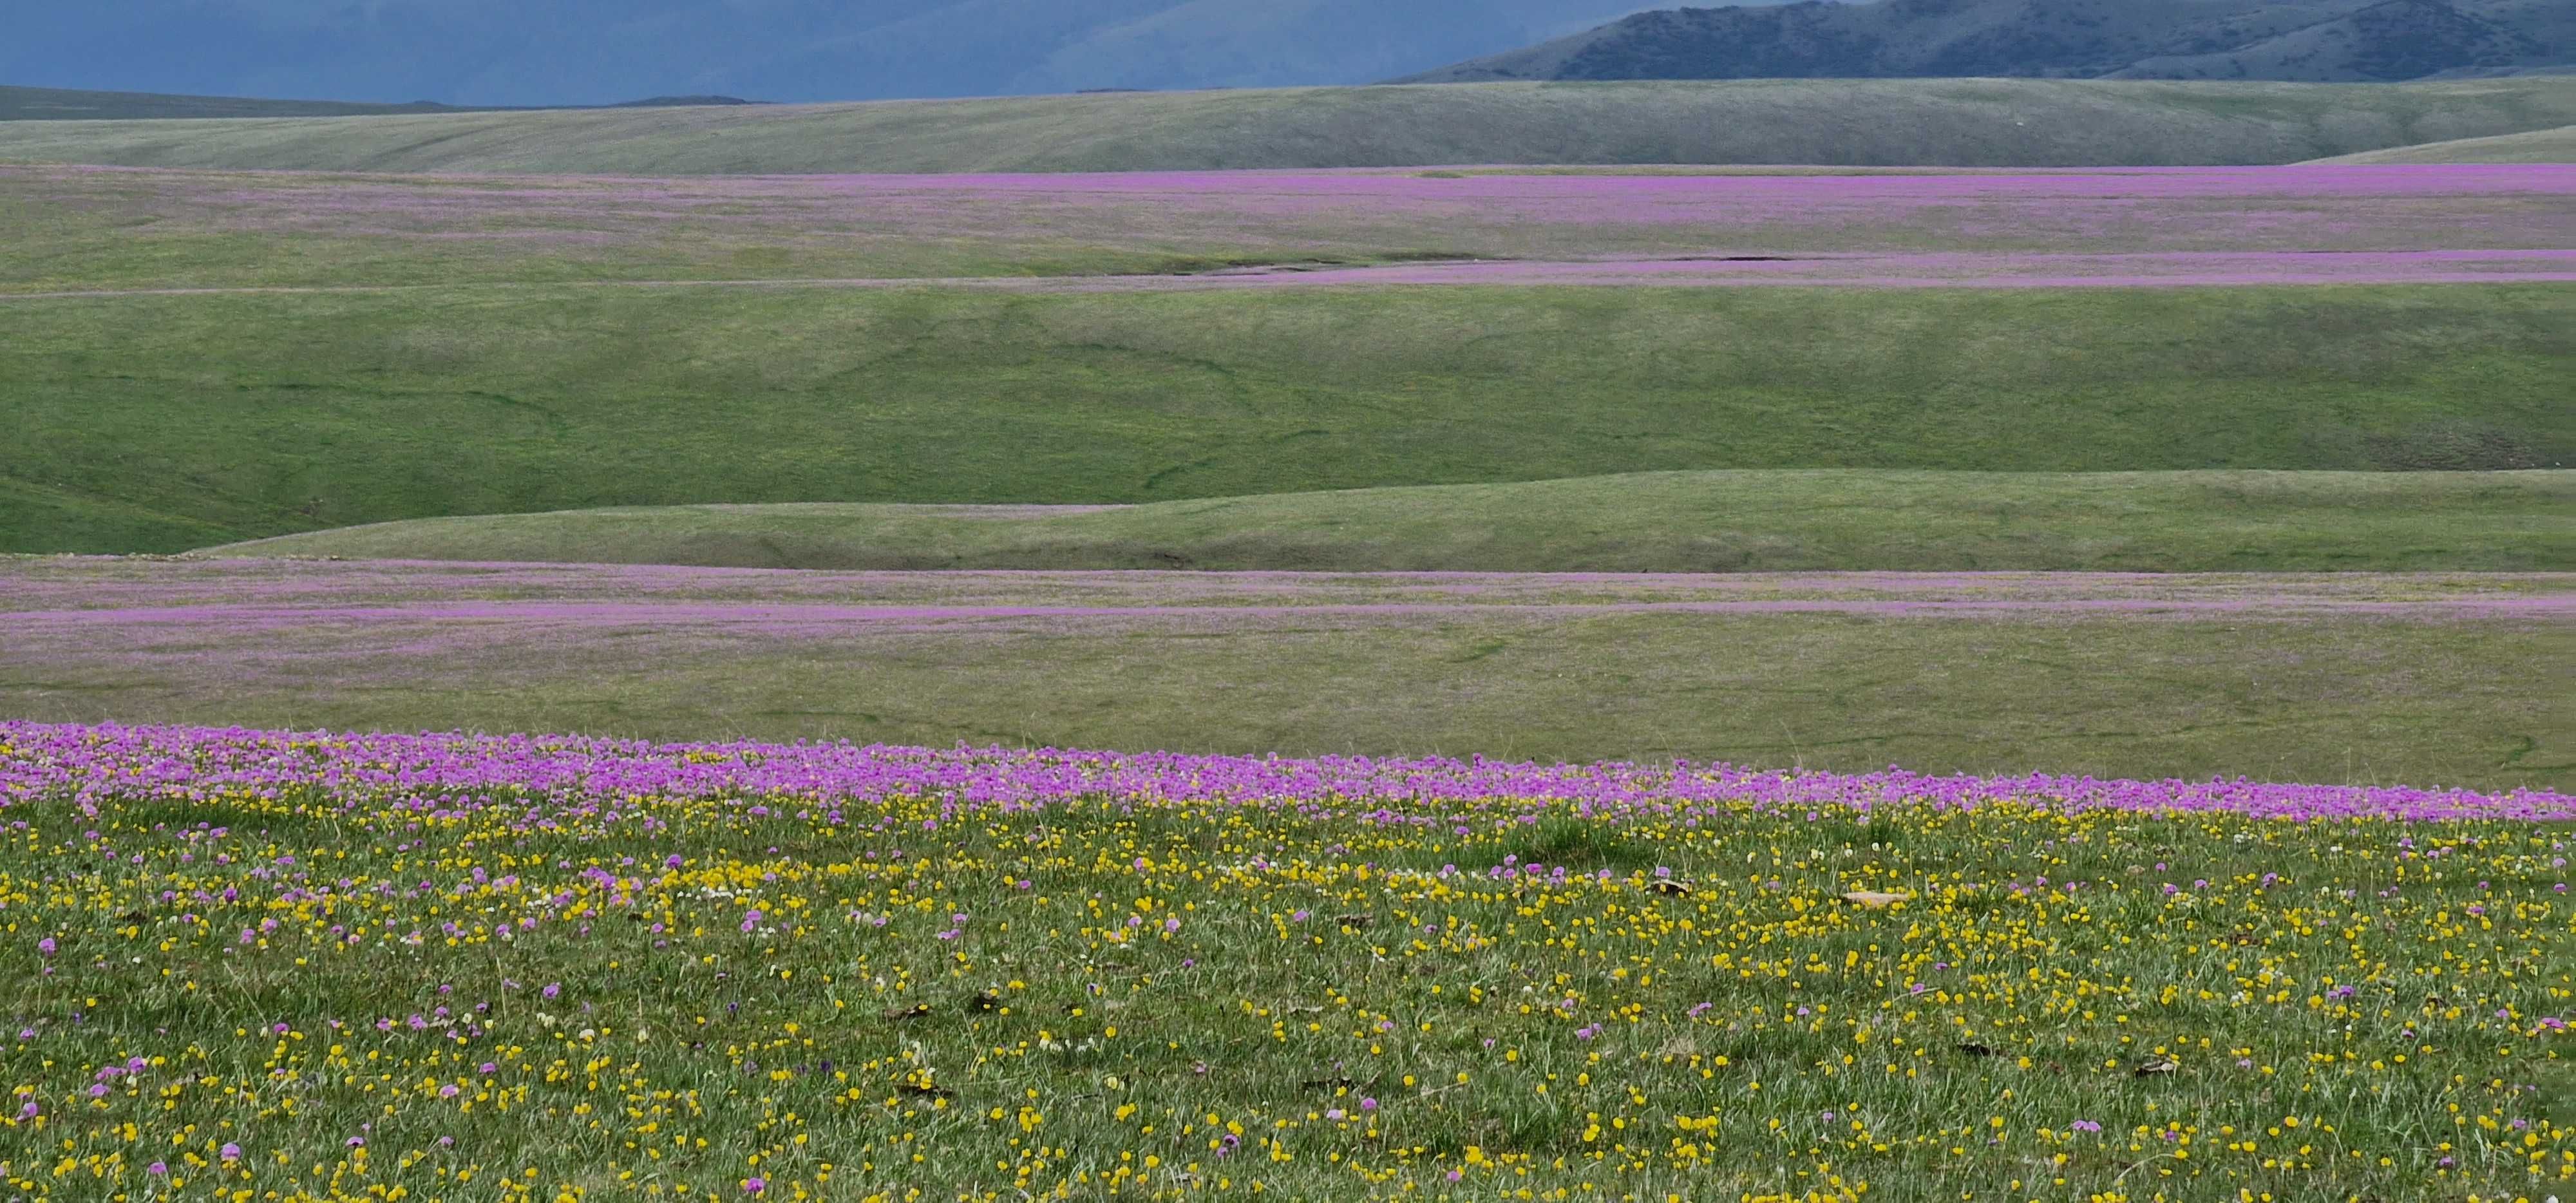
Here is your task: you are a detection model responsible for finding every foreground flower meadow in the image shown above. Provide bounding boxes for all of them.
[1,724,2568,1202]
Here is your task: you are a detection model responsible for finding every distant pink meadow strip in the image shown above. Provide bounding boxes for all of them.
[6,560,2559,611]
[9,247,2570,301]
[11,162,2571,287]
[10,594,2569,636]
[1,722,2565,823]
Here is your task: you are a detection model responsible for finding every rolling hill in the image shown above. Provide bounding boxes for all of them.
[1403,0,2574,85]
[4,78,2576,172]
[203,470,2576,574]
[0,85,499,121]
[5,284,2567,554]
[0,85,768,122]
[0,86,768,122]
[2311,122,2576,160]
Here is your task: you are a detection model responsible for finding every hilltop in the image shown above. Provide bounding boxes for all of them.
[1404,0,2573,85]
[0,84,764,122]
[3,78,2575,172]
[2311,122,2576,160]
[0,85,495,121]
[204,471,2576,574]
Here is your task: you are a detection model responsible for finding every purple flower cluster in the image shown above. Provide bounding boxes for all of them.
[1,722,2563,824]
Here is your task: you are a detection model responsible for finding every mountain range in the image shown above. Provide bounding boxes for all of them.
[1403,0,2574,84]
[1,1,1690,107]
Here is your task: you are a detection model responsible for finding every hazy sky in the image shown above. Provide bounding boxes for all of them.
[3,1,1715,105]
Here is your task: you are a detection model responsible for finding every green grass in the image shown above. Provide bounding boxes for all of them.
[3,559,2566,790]
[0,162,1486,293]
[3,78,2573,172]
[205,469,2576,573]
[6,284,2569,554]
[2312,124,2576,163]
[7,736,2568,1200]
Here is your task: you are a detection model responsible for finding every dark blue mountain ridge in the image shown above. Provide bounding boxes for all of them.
[0,86,767,121]
[1397,0,2573,83]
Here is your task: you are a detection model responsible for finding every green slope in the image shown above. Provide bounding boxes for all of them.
[3,79,2573,172]
[2311,124,2576,162]
[6,285,2570,554]
[205,470,2576,573]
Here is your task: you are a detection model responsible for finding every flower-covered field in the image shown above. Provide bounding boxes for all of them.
[8,163,2572,294]
[1,723,2570,1202]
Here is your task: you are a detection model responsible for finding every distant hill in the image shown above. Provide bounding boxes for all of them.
[0,85,763,122]
[3,78,2573,172]
[609,96,768,109]
[2310,122,2576,160]
[0,85,495,121]
[1403,0,2573,85]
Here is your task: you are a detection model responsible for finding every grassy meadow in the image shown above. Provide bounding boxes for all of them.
[1,722,2566,1203]
[2,558,2566,790]
[4,78,2575,173]
[7,160,2567,558]
[15,161,2568,295]
[6,284,2570,554]
[209,469,2576,573]
[3,80,2575,1203]
[2316,124,2576,164]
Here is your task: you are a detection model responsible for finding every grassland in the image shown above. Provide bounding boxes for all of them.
[3,148,2567,810]
[6,284,2570,554]
[207,469,2576,573]
[12,161,2570,296]
[3,74,2568,1203]
[3,558,2567,788]
[4,78,2575,173]
[4,722,2565,1202]
[8,161,2565,560]
[2315,124,2576,163]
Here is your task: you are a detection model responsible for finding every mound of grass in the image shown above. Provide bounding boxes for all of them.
[6,284,2568,554]
[207,469,2576,573]
[2,78,2573,173]
[2311,123,2576,162]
